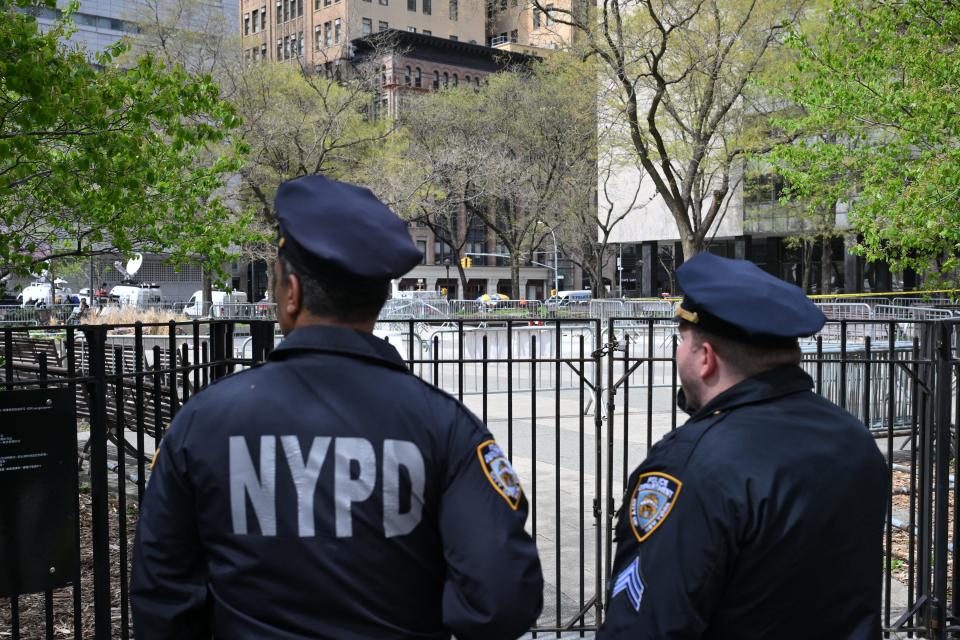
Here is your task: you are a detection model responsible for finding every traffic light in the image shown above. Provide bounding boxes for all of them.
[459,256,473,269]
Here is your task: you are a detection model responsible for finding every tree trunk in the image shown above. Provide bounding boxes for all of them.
[510,253,521,300]
[265,259,275,302]
[801,240,814,294]
[593,246,606,298]
[202,266,214,317]
[457,262,468,301]
[681,234,701,261]
[820,236,833,295]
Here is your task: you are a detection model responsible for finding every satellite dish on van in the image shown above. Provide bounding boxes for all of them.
[126,253,143,277]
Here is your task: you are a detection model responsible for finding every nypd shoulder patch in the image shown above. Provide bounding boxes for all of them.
[612,557,644,611]
[629,471,682,543]
[476,440,523,510]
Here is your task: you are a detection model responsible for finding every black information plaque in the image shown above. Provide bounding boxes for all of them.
[0,388,79,597]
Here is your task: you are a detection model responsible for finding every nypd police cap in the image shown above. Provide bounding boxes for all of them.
[675,252,826,341]
[275,174,422,280]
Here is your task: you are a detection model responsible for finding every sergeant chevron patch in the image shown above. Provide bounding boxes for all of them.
[629,471,682,542]
[477,440,522,510]
[612,557,644,611]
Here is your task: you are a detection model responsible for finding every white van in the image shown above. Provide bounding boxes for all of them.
[545,289,593,307]
[183,290,248,317]
[109,283,163,308]
[17,280,73,306]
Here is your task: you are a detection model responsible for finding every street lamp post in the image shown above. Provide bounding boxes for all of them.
[443,257,451,298]
[537,221,560,296]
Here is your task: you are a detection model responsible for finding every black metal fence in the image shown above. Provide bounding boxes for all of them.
[2,317,959,638]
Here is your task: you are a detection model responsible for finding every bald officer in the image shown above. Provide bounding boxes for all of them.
[599,253,887,639]
[131,175,543,639]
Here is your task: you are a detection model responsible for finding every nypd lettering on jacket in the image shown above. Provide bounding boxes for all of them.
[230,435,425,538]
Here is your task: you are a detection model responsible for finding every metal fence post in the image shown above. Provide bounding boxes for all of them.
[81,325,111,640]
[931,320,953,638]
[211,320,228,381]
[249,321,275,363]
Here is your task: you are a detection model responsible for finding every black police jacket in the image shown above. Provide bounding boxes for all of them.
[131,325,543,640]
[599,365,888,639]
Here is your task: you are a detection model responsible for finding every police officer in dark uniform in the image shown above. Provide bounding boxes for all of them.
[131,175,543,639]
[599,252,888,639]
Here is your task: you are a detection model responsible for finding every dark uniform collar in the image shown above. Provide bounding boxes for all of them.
[268,324,410,372]
[680,365,814,420]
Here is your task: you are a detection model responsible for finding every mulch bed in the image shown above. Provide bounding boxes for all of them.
[0,490,139,639]
[888,468,955,595]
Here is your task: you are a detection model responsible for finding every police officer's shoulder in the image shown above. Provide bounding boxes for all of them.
[408,376,490,454]
[166,363,274,432]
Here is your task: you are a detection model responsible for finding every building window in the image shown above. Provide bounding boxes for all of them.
[334,17,341,42]
[379,0,388,4]
[297,0,303,16]
[404,66,411,85]
[407,0,415,9]
[379,20,388,30]
[442,71,448,87]
[276,2,282,23]
[283,0,289,21]
[422,29,431,35]
[261,6,267,28]
[261,43,267,59]
[414,67,422,87]
[276,38,282,58]
[244,13,250,34]
[510,29,517,43]
[452,73,458,86]
[362,17,372,34]
[487,1,493,19]
[408,26,416,32]
[245,48,251,62]
[299,31,304,55]
[449,34,457,40]
[464,74,470,83]
[433,70,439,89]
[533,8,540,27]
[475,76,480,87]
[324,0,331,5]
[449,0,457,20]
[546,3,554,25]
[315,25,321,49]
[422,0,430,14]
[253,9,260,31]
[324,21,332,45]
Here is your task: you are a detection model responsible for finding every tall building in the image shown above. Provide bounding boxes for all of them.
[487,0,582,52]
[240,0,484,67]
[27,0,237,57]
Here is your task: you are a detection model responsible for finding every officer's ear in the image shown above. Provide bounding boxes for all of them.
[698,339,720,380]
[283,271,303,317]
